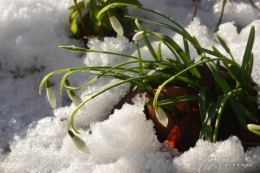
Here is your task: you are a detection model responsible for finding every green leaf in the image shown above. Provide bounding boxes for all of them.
[89,0,99,21]
[112,0,142,6]
[236,101,258,122]
[244,95,257,103]
[135,41,144,76]
[71,18,79,35]
[69,10,78,23]
[183,37,190,60]
[229,98,247,128]
[206,60,231,94]
[154,32,190,65]
[199,87,207,123]
[142,34,158,61]
[200,95,225,139]
[68,5,77,10]
[154,96,198,106]
[245,53,254,89]
[241,26,255,91]
[59,45,137,59]
[97,3,140,19]
[215,34,234,60]
[157,42,162,61]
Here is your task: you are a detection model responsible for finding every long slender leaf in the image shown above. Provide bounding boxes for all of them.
[183,37,190,60]
[200,95,225,139]
[157,42,162,61]
[146,95,199,106]
[206,61,231,94]
[241,26,255,91]
[236,101,258,122]
[213,89,238,142]
[135,41,144,75]
[229,98,247,128]
[215,34,234,60]
[59,46,138,60]
[199,87,207,123]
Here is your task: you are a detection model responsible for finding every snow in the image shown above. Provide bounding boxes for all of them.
[0,0,260,172]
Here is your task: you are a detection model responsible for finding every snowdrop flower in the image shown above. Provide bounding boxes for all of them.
[46,81,56,108]
[155,107,168,127]
[68,130,90,155]
[133,31,144,41]
[109,15,124,36]
[69,90,87,112]
[247,124,260,136]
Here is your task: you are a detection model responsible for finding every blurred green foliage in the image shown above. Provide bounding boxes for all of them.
[69,0,142,39]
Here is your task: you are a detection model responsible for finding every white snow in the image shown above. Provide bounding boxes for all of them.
[0,0,260,172]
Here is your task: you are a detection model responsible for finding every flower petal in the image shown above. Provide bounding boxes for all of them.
[109,16,124,36]
[46,87,56,108]
[247,124,260,136]
[69,91,86,112]
[155,107,168,127]
[133,31,144,41]
[69,130,90,155]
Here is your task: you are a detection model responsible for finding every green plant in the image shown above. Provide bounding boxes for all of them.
[68,0,142,39]
[40,2,260,153]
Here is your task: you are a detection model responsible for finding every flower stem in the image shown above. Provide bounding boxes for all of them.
[73,0,88,36]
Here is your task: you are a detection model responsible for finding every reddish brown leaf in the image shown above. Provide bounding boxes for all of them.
[167,126,180,148]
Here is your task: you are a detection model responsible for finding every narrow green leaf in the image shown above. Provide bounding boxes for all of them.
[135,41,144,75]
[113,0,142,6]
[183,37,190,60]
[244,95,257,103]
[199,87,207,124]
[206,61,231,94]
[213,89,239,142]
[215,34,234,60]
[236,101,258,122]
[200,95,225,139]
[230,98,247,128]
[59,46,138,59]
[241,26,255,91]
[157,42,162,61]
[146,95,198,106]
[97,3,140,19]
[245,53,254,89]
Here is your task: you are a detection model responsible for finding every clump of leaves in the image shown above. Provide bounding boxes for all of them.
[41,2,260,153]
[69,0,142,40]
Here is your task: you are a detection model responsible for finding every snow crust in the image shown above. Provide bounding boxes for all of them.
[0,0,260,172]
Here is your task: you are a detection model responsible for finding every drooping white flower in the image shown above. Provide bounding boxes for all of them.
[69,90,87,112]
[133,31,144,41]
[46,81,56,108]
[109,15,124,36]
[155,107,168,127]
[247,124,260,136]
[68,130,90,155]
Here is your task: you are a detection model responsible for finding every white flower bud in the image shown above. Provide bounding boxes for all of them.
[68,130,90,155]
[69,91,86,112]
[247,124,260,136]
[155,107,168,127]
[109,15,124,36]
[133,31,144,41]
[46,81,56,108]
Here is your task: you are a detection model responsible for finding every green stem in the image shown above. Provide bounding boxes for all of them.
[73,0,88,36]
